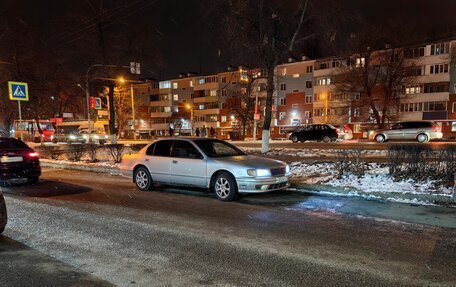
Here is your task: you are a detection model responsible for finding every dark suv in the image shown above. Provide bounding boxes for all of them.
[372,121,443,143]
[289,124,338,143]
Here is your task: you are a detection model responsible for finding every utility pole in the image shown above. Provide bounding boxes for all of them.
[130,84,136,139]
[108,82,116,144]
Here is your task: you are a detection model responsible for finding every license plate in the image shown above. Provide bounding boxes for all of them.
[0,156,23,163]
[276,176,288,183]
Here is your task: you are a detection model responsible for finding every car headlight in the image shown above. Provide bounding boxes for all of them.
[82,135,88,139]
[247,169,271,177]
[93,135,100,139]
[285,165,290,174]
[69,135,76,140]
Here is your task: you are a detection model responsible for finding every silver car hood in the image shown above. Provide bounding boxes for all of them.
[212,155,286,169]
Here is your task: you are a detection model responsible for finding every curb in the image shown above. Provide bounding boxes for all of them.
[291,182,456,205]
[41,161,120,175]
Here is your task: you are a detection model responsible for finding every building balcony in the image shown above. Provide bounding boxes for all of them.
[194,108,220,116]
[150,123,170,130]
[193,82,219,91]
[150,100,172,107]
[150,112,172,118]
[193,96,219,104]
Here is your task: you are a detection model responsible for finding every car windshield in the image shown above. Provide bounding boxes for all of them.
[193,139,245,157]
[0,138,29,149]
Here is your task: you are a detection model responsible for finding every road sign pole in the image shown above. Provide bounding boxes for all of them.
[17,100,23,141]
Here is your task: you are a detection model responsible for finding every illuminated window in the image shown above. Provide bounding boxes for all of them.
[355,57,365,67]
[292,74,299,78]
[189,81,193,87]
[164,106,171,112]
[210,90,217,96]
[173,94,178,101]
[281,68,287,76]
[172,82,178,89]
[279,112,286,120]
[221,116,227,122]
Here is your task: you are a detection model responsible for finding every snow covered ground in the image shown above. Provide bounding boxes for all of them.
[37,145,454,204]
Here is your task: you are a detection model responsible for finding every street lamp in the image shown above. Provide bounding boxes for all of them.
[185,103,194,136]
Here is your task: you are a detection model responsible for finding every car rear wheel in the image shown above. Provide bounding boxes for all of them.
[375,134,385,143]
[134,167,153,191]
[291,135,299,143]
[213,172,238,201]
[417,133,428,143]
[331,137,337,142]
[322,136,331,143]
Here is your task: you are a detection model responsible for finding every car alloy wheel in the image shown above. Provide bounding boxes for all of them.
[213,172,238,201]
[134,167,153,191]
[417,133,428,143]
[375,134,385,143]
[322,136,330,143]
[291,135,298,143]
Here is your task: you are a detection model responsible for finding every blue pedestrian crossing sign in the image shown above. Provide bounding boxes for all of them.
[8,81,29,101]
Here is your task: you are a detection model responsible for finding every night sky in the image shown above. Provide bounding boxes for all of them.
[2,0,456,80]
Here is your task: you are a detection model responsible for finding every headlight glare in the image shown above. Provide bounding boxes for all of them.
[285,165,290,174]
[256,169,271,177]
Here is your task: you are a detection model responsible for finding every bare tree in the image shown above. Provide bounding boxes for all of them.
[333,26,416,129]
[225,88,255,139]
[214,0,311,152]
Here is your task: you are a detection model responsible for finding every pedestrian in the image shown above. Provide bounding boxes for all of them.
[169,126,174,137]
[201,125,207,137]
[195,127,200,137]
[210,127,216,138]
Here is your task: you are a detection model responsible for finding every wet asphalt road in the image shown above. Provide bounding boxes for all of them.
[0,168,455,286]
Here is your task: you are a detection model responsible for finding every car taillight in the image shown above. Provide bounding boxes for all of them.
[433,126,439,132]
[28,152,39,158]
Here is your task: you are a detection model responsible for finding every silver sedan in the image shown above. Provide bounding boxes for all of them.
[120,138,291,201]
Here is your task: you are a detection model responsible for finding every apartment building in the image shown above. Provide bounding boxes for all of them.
[129,38,456,140]
[273,58,315,138]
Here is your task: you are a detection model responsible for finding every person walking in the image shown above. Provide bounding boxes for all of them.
[168,126,174,137]
[195,127,200,137]
[201,125,207,137]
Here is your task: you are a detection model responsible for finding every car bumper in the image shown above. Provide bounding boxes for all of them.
[430,132,443,140]
[0,165,41,180]
[236,176,290,193]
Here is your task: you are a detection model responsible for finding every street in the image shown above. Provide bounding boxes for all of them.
[0,169,455,286]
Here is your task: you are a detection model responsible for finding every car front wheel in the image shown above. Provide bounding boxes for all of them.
[134,167,153,191]
[417,133,428,143]
[375,134,385,143]
[322,136,331,143]
[291,135,299,143]
[213,172,238,201]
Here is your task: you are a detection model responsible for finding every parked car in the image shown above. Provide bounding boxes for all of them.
[80,129,108,145]
[0,137,41,183]
[52,130,86,144]
[289,124,339,143]
[0,191,6,234]
[371,121,443,143]
[120,138,291,201]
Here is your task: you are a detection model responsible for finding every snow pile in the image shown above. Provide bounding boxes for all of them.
[241,147,386,158]
[289,161,453,196]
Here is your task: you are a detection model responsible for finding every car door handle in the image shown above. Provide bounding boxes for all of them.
[172,160,178,164]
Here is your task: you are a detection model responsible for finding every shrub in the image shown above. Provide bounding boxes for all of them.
[105,144,125,163]
[334,149,368,178]
[387,143,456,186]
[85,144,99,163]
[35,145,62,160]
[66,145,84,162]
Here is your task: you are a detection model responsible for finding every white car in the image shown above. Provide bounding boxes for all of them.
[120,138,291,201]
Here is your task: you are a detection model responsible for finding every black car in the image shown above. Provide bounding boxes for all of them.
[0,192,6,234]
[289,124,338,143]
[0,137,41,183]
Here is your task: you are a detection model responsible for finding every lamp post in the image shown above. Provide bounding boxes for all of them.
[186,103,194,135]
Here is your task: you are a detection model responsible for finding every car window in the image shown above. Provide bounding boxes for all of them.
[304,126,313,131]
[171,140,203,159]
[194,139,245,157]
[0,138,29,149]
[153,140,173,157]
[145,143,156,156]
[392,124,402,130]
